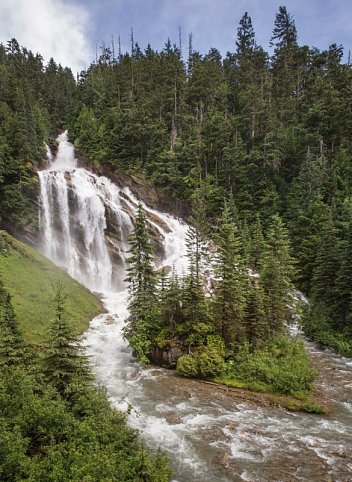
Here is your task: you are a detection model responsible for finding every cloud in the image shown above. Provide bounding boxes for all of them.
[0,0,93,73]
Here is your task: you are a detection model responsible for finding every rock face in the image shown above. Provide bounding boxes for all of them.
[150,341,184,369]
[76,150,190,220]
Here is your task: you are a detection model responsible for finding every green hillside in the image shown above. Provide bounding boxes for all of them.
[0,231,102,345]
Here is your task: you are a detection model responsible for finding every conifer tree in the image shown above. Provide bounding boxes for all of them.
[213,204,247,348]
[159,268,183,332]
[334,214,352,330]
[44,281,91,397]
[248,213,265,271]
[181,192,213,349]
[270,6,298,51]
[125,203,157,324]
[236,12,256,58]
[124,203,158,360]
[0,279,24,367]
[260,214,295,336]
[311,212,339,314]
[245,279,268,346]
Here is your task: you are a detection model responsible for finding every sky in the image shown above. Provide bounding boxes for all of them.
[0,0,351,74]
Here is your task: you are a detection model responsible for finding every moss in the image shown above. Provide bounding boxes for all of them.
[0,231,102,345]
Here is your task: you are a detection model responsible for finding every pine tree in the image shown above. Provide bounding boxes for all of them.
[125,203,157,323]
[260,214,296,336]
[0,279,24,367]
[44,281,91,397]
[334,215,352,331]
[245,279,268,346]
[248,213,265,271]
[270,6,298,51]
[183,224,212,349]
[311,212,339,315]
[212,204,247,348]
[124,203,158,360]
[159,268,183,332]
[236,12,256,58]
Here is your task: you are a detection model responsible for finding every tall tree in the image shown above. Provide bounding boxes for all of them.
[212,204,247,348]
[44,281,91,397]
[124,203,158,360]
[260,214,296,336]
[0,279,24,367]
[311,212,339,315]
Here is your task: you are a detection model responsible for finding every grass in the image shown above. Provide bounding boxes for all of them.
[0,231,102,345]
[212,376,326,414]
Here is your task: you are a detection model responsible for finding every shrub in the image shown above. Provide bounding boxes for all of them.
[224,336,316,396]
[176,354,198,377]
[197,348,225,378]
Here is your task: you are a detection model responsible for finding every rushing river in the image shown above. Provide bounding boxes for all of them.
[39,132,352,482]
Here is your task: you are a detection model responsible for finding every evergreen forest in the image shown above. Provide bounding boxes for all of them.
[1,4,352,480]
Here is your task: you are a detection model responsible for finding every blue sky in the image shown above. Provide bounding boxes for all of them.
[0,0,351,73]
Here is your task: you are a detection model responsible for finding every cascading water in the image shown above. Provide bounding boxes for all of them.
[39,132,352,482]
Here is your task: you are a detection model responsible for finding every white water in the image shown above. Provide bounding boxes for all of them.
[39,132,352,482]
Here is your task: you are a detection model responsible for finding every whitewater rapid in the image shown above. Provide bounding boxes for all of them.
[39,132,352,482]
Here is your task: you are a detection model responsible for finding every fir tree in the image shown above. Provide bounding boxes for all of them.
[270,6,298,51]
[311,212,339,314]
[245,279,268,346]
[125,203,157,322]
[0,279,24,367]
[44,281,91,397]
[236,12,256,57]
[213,204,247,348]
[124,203,158,360]
[333,214,352,331]
[260,214,296,336]
[248,212,265,271]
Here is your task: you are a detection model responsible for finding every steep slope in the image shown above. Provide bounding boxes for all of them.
[0,230,102,345]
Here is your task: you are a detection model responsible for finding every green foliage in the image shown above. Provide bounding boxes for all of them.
[43,281,92,397]
[0,282,171,482]
[0,279,24,366]
[176,354,199,377]
[212,203,248,347]
[223,336,316,395]
[0,40,74,228]
[176,336,225,379]
[301,306,352,357]
[260,214,296,336]
[124,204,159,361]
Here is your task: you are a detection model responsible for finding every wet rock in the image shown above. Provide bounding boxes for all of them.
[150,342,184,368]
[105,315,116,325]
[156,265,172,275]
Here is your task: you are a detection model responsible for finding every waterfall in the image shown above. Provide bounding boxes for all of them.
[38,132,352,482]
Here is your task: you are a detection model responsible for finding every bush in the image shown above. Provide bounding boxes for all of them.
[197,348,225,378]
[176,336,226,379]
[176,354,198,377]
[224,336,316,396]
[301,307,352,357]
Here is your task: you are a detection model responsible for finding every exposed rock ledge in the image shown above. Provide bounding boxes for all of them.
[76,150,190,220]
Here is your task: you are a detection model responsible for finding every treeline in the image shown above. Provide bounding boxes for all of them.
[0,39,75,228]
[67,7,352,346]
[124,202,316,397]
[0,273,170,481]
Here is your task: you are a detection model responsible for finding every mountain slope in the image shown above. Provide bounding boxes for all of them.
[0,231,102,345]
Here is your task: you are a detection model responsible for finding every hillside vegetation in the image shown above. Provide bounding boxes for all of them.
[0,231,102,345]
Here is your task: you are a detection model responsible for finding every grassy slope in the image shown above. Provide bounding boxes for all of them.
[0,231,102,345]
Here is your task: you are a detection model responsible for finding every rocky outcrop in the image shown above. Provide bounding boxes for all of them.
[75,150,190,220]
[149,341,184,368]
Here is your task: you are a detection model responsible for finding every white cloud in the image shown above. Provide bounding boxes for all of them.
[0,0,93,73]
